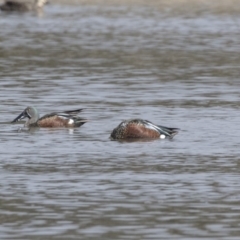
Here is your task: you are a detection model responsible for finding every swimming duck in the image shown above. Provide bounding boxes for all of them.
[111,119,179,139]
[12,106,88,128]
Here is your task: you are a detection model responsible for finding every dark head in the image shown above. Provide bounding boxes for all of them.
[110,121,127,139]
[12,106,40,126]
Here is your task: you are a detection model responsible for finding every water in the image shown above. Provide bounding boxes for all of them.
[1,2,240,239]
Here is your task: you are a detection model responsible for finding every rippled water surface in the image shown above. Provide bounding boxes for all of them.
[1,3,240,239]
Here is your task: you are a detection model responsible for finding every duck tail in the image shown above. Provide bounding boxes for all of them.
[74,118,88,127]
[157,125,180,138]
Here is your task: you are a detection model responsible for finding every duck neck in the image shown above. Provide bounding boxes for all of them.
[25,113,39,127]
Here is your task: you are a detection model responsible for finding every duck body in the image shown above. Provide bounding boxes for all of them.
[111,119,179,140]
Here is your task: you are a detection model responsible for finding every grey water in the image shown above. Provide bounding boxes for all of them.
[1,2,240,239]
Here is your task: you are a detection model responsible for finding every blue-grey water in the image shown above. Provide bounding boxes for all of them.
[1,2,240,240]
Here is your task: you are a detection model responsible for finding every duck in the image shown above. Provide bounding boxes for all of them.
[110,119,179,139]
[12,106,88,128]
[0,0,47,12]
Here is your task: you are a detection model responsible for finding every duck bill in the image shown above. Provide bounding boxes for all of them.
[12,110,28,123]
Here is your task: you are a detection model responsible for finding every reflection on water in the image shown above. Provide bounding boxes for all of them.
[1,2,240,240]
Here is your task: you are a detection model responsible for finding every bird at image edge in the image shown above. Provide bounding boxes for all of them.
[0,0,48,12]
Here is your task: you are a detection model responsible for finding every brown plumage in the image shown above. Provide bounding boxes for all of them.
[111,119,179,140]
[124,123,161,138]
[12,106,88,128]
[37,116,73,128]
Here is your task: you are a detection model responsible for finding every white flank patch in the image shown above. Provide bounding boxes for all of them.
[68,119,74,124]
[160,134,166,139]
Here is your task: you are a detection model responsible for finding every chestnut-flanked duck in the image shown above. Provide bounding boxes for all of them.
[111,119,179,139]
[12,107,88,128]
